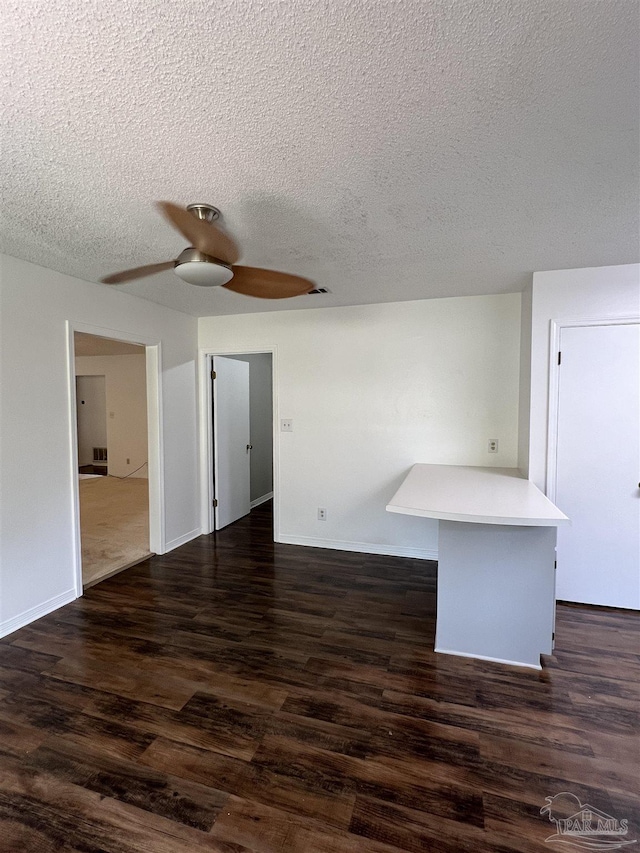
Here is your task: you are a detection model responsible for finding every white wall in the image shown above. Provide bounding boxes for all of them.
[0,254,200,636]
[524,263,640,490]
[228,353,273,503]
[517,284,533,475]
[76,353,148,477]
[200,294,521,558]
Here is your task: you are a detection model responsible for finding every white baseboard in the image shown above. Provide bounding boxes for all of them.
[276,534,437,561]
[251,491,274,509]
[164,527,202,553]
[434,646,542,671]
[0,588,77,639]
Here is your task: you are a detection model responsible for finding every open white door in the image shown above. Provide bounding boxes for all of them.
[555,322,640,609]
[212,356,251,530]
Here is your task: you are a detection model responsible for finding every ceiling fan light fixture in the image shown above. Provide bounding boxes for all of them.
[173,248,234,287]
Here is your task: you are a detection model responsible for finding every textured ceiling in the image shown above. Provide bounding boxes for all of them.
[1,0,638,316]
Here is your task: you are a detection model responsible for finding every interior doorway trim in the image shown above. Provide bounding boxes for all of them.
[66,321,165,597]
[545,315,640,501]
[198,347,278,540]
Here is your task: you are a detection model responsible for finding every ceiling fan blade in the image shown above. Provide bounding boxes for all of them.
[223,266,315,299]
[158,201,240,265]
[101,261,175,284]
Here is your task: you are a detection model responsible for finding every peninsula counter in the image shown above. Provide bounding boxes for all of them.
[387,464,569,669]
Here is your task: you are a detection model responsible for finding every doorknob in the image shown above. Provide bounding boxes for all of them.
[246,444,253,451]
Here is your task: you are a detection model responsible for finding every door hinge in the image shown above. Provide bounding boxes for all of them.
[557,351,562,365]
[552,632,555,641]
[554,560,557,569]
[212,498,218,507]
[211,369,216,379]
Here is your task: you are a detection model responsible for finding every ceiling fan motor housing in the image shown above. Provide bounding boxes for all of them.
[173,247,234,287]
[186,203,221,222]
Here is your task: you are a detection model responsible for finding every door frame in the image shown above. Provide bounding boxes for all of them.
[545,315,639,501]
[66,321,165,597]
[199,347,278,538]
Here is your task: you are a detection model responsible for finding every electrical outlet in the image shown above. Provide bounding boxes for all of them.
[488,439,499,453]
[281,419,293,432]
[317,507,327,521]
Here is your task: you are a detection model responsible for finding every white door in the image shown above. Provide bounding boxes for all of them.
[555,322,640,608]
[212,356,251,530]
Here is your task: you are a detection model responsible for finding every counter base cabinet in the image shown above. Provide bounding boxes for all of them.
[435,521,557,670]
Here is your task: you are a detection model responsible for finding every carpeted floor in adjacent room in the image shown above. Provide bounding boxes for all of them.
[79,475,151,587]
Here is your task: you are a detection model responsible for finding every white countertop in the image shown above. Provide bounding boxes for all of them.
[386,464,569,526]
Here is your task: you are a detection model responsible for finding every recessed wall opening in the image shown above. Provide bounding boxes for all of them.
[76,374,108,476]
[74,331,153,587]
[207,351,275,538]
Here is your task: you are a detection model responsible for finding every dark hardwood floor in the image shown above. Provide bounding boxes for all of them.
[1,501,638,852]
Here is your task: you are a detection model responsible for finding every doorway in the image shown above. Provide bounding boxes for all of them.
[547,319,640,609]
[74,331,152,587]
[76,375,108,475]
[207,351,275,534]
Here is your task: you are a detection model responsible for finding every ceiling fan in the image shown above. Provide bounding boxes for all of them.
[101,202,315,299]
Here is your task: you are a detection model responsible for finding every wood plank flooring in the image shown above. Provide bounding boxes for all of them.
[1,501,638,852]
